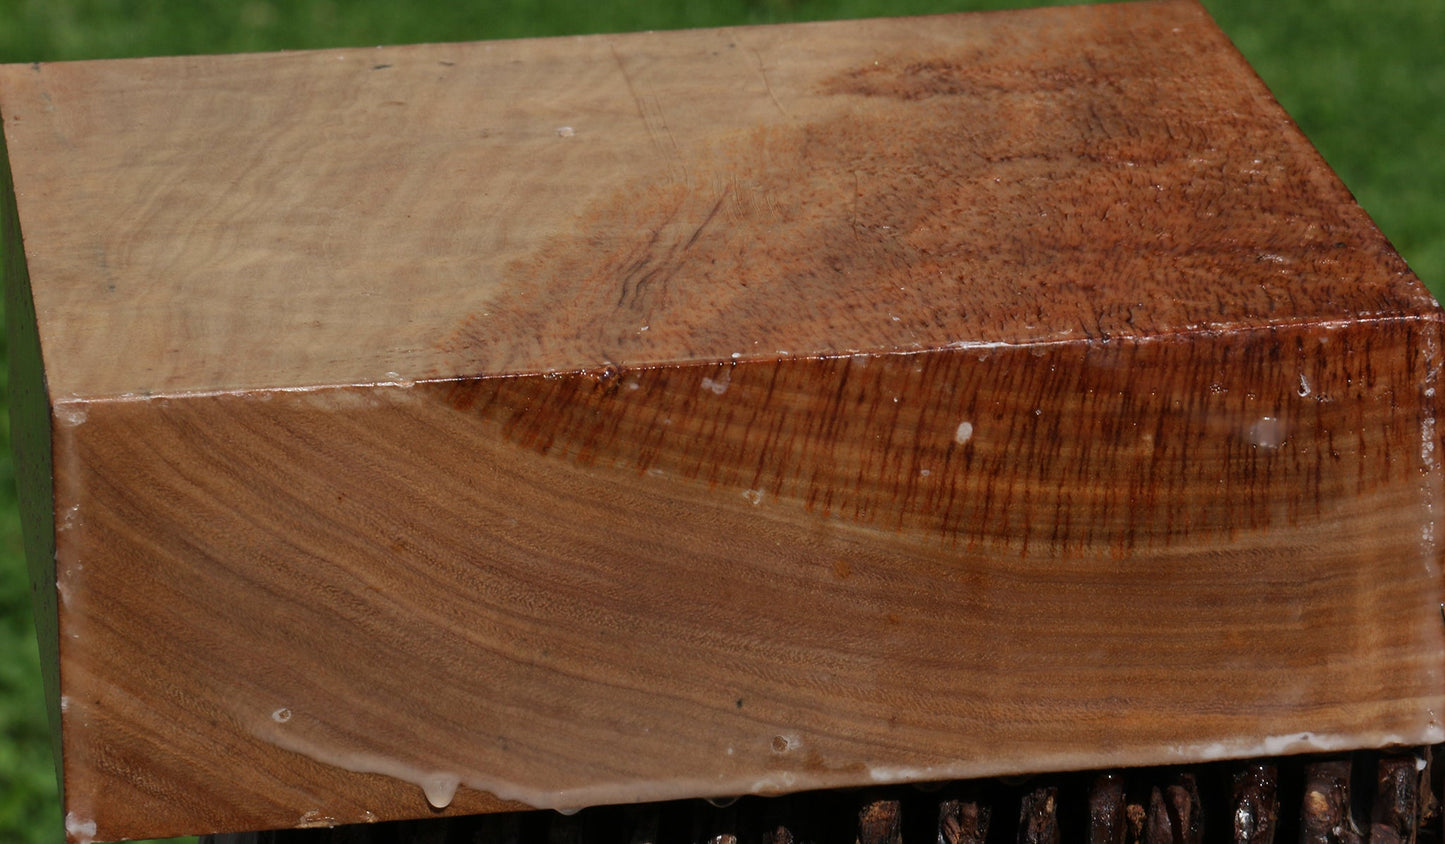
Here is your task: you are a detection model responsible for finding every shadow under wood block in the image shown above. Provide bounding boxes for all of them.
[2,0,1443,841]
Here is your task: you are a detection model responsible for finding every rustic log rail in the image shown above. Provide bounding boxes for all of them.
[4,1,1443,842]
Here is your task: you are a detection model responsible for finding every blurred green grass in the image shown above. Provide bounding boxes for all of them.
[0,1,1440,843]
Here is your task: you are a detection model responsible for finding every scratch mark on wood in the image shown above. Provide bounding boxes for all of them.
[610,40,653,152]
[752,47,788,119]
[685,189,729,252]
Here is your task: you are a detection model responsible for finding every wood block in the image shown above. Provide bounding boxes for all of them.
[3,1,1443,840]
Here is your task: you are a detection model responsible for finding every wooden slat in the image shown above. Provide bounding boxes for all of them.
[1018,787,1059,844]
[194,752,1445,843]
[3,2,1443,842]
[1231,763,1278,844]
[1147,775,1202,844]
[940,793,991,844]
[1373,755,1422,844]
[2,3,1434,400]
[1301,760,1362,844]
[1089,773,1126,844]
[858,798,903,844]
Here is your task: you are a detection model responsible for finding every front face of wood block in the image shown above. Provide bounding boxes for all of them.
[50,321,1445,839]
[3,1,1444,841]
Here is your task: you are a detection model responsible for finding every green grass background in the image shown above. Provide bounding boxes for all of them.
[0,1,1440,842]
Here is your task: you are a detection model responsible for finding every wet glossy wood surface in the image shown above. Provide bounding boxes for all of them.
[2,1,1443,841]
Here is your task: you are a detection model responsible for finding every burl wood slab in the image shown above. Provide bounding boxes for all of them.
[3,1,1442,841]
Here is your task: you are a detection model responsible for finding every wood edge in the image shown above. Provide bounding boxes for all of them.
[37,311,1445,407]
[48,315,1445,840]
[1,114,63,816]
[1425,309,1445,664]
[5,0,1438,397]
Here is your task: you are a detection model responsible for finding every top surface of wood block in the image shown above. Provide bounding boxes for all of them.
[7,5,1445,842]
[1,0,1432,399]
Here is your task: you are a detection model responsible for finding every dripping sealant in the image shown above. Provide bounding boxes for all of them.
[251,710,1445,818]
[254,715,804,814]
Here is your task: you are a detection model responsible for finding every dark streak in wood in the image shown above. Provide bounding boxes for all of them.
[431,319,1434,553]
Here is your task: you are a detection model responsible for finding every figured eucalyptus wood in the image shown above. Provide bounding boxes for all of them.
[2,1,1444,842]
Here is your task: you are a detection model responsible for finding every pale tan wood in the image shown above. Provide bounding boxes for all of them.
[0,2,1433,397]
[3,2,1444,842]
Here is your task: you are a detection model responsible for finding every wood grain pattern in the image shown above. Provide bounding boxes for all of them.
[941,793,991,844]
[2,1,1444,841]
[0,1,1432,396]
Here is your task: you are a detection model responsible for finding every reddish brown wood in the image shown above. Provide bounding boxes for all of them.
[3,2,1443,842]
